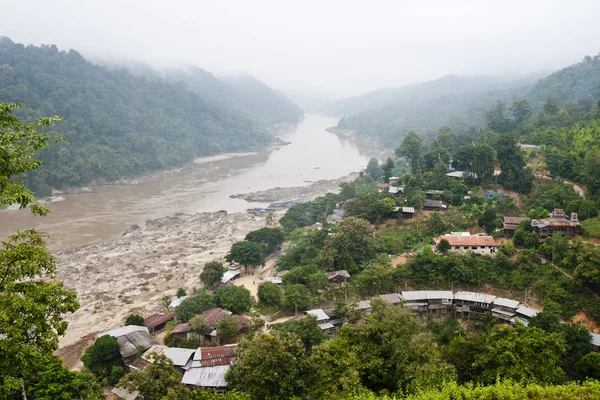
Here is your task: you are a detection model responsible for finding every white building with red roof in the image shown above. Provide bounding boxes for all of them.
[433,232,497,255]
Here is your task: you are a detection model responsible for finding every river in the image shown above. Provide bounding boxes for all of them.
[0,114,371,251]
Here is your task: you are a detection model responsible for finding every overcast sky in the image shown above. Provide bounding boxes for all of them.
[3,0,600,98]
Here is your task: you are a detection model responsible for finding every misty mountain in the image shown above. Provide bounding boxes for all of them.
[100,61,304,125]
[332,58,600,147]
[319,74,532,116]
[0,37,273,195]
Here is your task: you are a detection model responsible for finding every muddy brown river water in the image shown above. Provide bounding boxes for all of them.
[0,114,371,251]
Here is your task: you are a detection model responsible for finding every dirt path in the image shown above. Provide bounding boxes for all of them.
[232,243,288,298]
[534,173,586,197]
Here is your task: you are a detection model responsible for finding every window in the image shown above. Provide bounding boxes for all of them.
[471,246,477,250]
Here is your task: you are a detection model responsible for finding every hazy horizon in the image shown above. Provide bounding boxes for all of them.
[3,0,600,99]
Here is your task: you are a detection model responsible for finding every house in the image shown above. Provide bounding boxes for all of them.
[490,296,520,322]
[388,177,399,185]
[200,308,246,344]
[169,296,188,309]
[97,325,156,362]
[503,216,530,238]
[516,143,539,149]
[171,323,193,340]
[305,309,330,323]
[423,199,447,211]
[531,209,581,238]
[221,269,242,285]
[446,171,478,180]
[318,322,335,334]
[377,183,389,193]
[144,312,175,333]
[515,305,538,321]
[425,190,445,199]
[425,291,454,314]
[378,293,402,305]
[433,233,497,255]
[182,345,237,390]
[401,207,415,219]
[401,291,429,314]
[389,186,406,197]
[454,291,496,317]
[327,270,351,284]
[164,347,196,372]
[354,300,372,314]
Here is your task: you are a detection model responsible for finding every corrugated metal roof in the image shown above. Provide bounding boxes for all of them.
[318,322,335,330]
[433,235,496,247]
[426,291,454,300]
[355,300,371,310]
[142,344,168,361]
[401,207,415,213]
[221,269,242,284]
[424,199,446,208]
[111,387,141,400]
[511,317,530,327]
[401,291,429,301]
[262,276,282,284]
[192,345,237,368]
[165,348,196,367]
[171,323,192,334]
[169,296,188,308]
[182,365,231,387]
[201,308,231,327]
[491,308,516,317]
[454,291,496,304]
[144,312,175,328]
[98,325,149,338]
[591,333,600,347]
[493,297,520,310]
[378,293,402,304]
[515,305,538,318]
[306,309,330,322]
[327,270,351,279]
[503,216,530,225]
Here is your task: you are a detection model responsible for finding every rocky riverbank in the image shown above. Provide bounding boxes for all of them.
[230,173,358,203]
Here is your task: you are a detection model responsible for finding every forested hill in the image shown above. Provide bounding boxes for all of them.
[319,74,536,116]
[0,37,277,195]
[104,62,304,125]
[331,55,600,147]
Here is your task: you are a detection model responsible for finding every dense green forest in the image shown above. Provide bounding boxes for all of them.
[330,55,600,147]
[0,37,302,195]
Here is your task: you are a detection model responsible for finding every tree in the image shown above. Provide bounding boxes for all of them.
[245,228,285,255]
[226,241,266,273]
[511,99,532,125]
[175,289,216,322]
[22,355,104,400]
[0,102,80,396]
[200,261,226,289]
[215,285,253,313]
[125,314,144,326]
[365,158,381,181]
[339,300,455,394]
[217,315,240,344]
[257,281,282,306]
[472,143,496,184]
[424,147,451,171]
[485,101,509,132]
[545,96,560,115]
[437,239,451,254]
[227,332,306,400]
[317,217,375,274]
[119,354,186,400]
[177,287,187,297]
[381,158,395,183]
[478,207,498,235]
[81,335,124,384]
[428,212,447,235]
[396,131,423,174]
[283,284,311,314]
[576,352,600,380]
[452,145,474,171]
[270,316,327,350]
[189,315,210,335]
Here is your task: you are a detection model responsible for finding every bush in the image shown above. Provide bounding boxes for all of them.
[124,314,144,326]
[176,287,187,297]
[81,336,123,383]
[214,285,253,313]
[175,290,216,322]
[257,282,282,306]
